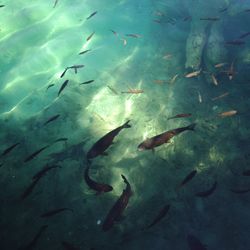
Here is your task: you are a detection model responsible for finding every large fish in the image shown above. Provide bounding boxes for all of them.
[87,120,131,160]
[102,175,132,231]
[138,123,196,151]
[84,164,113,194]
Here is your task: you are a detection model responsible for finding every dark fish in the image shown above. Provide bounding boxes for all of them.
[178,170,197,188]
[200,17,220,21]
[242,169,250,176]
[225,40,245,45]
[1,142,20,156]
[53,137,68,143]
[40,208,73,218]
[0,5,5,8]
[58,80,69,97]
[86,32,95,41]
[219,7,228,13]
[84,164,113,194]
[187,234,207,250]
[80,80,94,85]
[43,114,60,126]
[32,164,61,180]
[167,113,192,120]
[21,178,40,200]
[62,241,79,250]
[46,84,55,91]
[230,188,250,194]
[86,11,98,20]
[146,204,170,229]
[125,34,141,38]
[87,120,131,160]
[19,225,48,250]
[138,123,196,151]
[60,67,68,78]
[79,49,91,55]
[102,175,132,231]
[53,0,59,8]
[68,65,85,74]
[24,145,49,163]
[238,32,250,39]
[110,29,118,36]
[195,181,217,197]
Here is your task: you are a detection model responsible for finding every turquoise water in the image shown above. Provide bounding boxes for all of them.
[1,0,250,249]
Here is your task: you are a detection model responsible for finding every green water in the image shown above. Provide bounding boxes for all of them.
[1,0,250,249]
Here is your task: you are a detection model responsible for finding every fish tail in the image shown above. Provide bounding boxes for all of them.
[123,120,131,128]
[187,123,196,131]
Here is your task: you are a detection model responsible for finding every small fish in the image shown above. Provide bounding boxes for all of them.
[32,164,61,180]
[107,85,119,95]
[211,92,229,101]
[86,11,98,20]
[146,204,170,229]
[110,29,118,36]
[58,80,69,97]
[1,142,20,156]
[21,178,40,200]
[211,74,219,86]
[198,91,202,103]
[79,49,91,55]
[178,170,197,189]
[40,208,73,218]
[60,68,68,78]
[121,89,144,94]
[19,225,48,250]
[187,234,207,250]
[62,241,80,250]
[138,124,196,151]
[86,32,95,42]
[87,120,131,160]
[121,38,127,46]
[84,164,113,194]
[163,54,172,60]
[242,169,250,176]
[218,110,237,117]
[238,31,250,39]
[102,175,132,231]
[53,138,68,143]
[169,74,179,84]
[230,187,250,194]
[222,61,236,80]
[24,146,49,163]
[195,181,217,197]
[0,5,5,8]
[185,69,201,78]
[80,80,94,85]
[153,79,167,84]
[219,7,228,13]
[168,113,192,120]
[200,17,220,21]
[43,114,60,126]
[46,84,55,91]
[225,40,245,46]
[125,34,141,38]
[214,62,227,68]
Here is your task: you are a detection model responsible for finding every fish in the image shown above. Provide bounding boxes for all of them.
[198,91,202,103]
[238,31,250,39]
[214,62,227,68]
[230,188,250,194]
[167,113,192,120]
[86,32,95,41]
[62,241,80,250]
[187,234,207,250]
[178,170,197,189]
[121,89,144,94]
[153,79,167,84]
[40,208,73,218]
[183,16,192,21]
[110,29,118,36]
[24,145,49,163]
[162,54,172,60]
[19,225,48,250]
[211,74,219,86]
[60,68,68,78]
[53,0,59,8]
[87,120,131,160]
[185,69,201,78]
[79,49,91,55]
[218,110,237,117]
[242,169,250,176]
[53,138,68,143]
[68,65,84,74]
[138,123,196,151]
[46,84,55,91]
[225,40,245,46]
[1,142,20,156]
[21,178,40,200]
[222,61,236,80]
[58,80,69,97]
[169,74,179,84]
[146,204,170,229]
[80,80,94,85]
[0,5,5,8]
[32,164,61,180]
[200,17,220,21]
[84,164,113,194]
[121,38,127,46]
[211,92,229,101]
[107,85,119,95]
[219,7,228,13]
[86,11,98,20]
[125,34,141,38]
[195,181,217,197]
[102,175,132,231]
[43,114,60,126]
